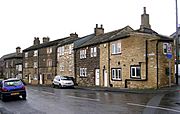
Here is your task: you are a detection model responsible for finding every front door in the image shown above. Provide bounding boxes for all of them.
[95,69,100,86]
[28,75,31,84]
[104,70,108,87]
[40,74,43,84]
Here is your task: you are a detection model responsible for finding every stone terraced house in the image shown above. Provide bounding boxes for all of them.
[1,47,23,79]
[23,34,78,85]
[56,33,79,79]
[74,7,175,89]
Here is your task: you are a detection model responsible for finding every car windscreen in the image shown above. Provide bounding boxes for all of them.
[60,76,72,80]
[4,80,23,87]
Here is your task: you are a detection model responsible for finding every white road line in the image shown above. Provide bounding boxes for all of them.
[127,103,180,113]
[67,95,100,102]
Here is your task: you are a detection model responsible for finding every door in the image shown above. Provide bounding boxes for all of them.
[28,75,31,83]
[104,70,108,87]
[39,74,43,84]
[95,69,100,86]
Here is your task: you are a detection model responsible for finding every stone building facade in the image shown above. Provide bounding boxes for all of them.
[23,37,62,85]
[56,33,78,78]
[75,7,175,89]
[1,47,23,79]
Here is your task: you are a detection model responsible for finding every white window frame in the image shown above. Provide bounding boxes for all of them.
[91,47,97,57]
[60,65,64,71]
[34,62,38,68]
[69,65,72,71]
[112,42,121,54]
[25,62,28,68]
[47,59,52,67]
[69,44,73,54]
[25,52,28,58]
[6,62,8,68]
[58,46,64,56]
[47,47,52,54]
[131,66,141,78]
[80,68,87,77]
[80,49,86,59]
[112,68,121,80]
[34,50,38,56]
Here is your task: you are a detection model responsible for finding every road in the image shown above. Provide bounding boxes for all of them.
[0,85,179,114]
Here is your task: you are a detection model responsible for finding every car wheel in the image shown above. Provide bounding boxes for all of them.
[52,83,55,88]
[59,84,62,88]
[22,95,26,100]
[1,94,6,102]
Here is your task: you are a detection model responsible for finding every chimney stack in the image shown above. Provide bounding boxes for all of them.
[16,47,21,54]
[140,7,151,29]
[43,37,50,43]
[33,37,40,45]
[70,32,78,38]
[94,24,104,36]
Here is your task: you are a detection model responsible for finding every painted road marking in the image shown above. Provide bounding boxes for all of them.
[67,95,100,102]
[127,103,180,113]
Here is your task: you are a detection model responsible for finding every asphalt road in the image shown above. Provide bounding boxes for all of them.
[0,85,179,114]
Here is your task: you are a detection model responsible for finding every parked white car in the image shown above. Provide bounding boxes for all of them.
[52,75,74,88]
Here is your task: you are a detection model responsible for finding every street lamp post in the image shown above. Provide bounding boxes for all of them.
[175,0,179,85]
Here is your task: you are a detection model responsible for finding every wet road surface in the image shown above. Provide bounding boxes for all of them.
[0,85,179,114]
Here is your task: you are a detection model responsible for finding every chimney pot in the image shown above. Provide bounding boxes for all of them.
[94,24,104,36]
[70,33,78,38]
[16,47,21,54]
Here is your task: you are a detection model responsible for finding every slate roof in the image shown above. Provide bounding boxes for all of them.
[57,37,79,47]
[74,26,173,50]
[135,27,173,41]
[23,37,69,52]
[1,52,23,60]
[74,26,133,49]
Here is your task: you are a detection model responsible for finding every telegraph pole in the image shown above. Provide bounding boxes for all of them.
[175,0,179,85]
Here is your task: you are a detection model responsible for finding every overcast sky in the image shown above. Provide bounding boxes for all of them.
[0,0,179,57]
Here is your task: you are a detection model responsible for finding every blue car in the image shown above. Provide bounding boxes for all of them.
[0,78,26,101]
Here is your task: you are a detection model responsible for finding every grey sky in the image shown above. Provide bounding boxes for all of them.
[0,0,179,57]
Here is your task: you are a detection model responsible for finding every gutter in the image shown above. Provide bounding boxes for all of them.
[125,40,148,88]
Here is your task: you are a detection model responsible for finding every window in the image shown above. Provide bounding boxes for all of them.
[6,62,8,68]
[47,47,52,54]
[34,50,38,56]
[47,59,52,67]
[34,62,38,68]
[69,45,73,54]
[131,66,141,78]
[25,52,28,58]
[60,65,64,71]
[11,61,13,67]
[16,65,22,71]
[80,49,86,59]
[91,47,97,57]
[112,68,121,80]
[80,68,87,77]
[163,43,172,54]
[25,62,28,68]
[69,65,73,71]
[112,42,121,54]
[58,46,64,56]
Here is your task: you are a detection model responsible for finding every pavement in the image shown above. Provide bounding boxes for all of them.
[74,85,180,94]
